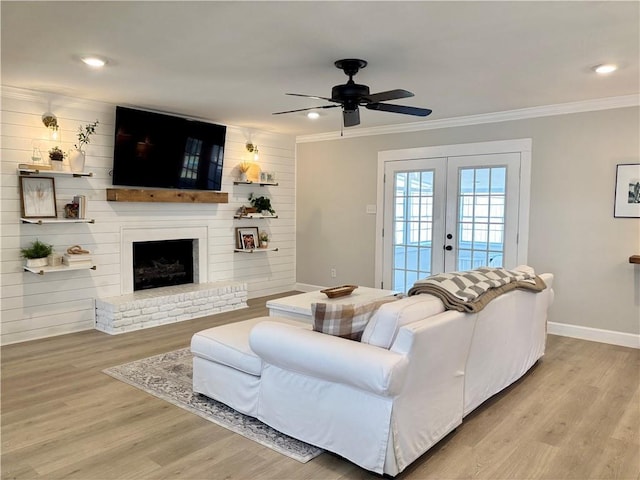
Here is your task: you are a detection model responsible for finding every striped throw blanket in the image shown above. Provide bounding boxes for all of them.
[407,267,546,313]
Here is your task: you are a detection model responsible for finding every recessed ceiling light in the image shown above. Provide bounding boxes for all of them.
[593,64,617,74]
[81,56,107,68]
[307,111,320,119]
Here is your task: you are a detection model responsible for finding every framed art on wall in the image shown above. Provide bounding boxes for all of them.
[614,163,640,218]
[19,176,57,218]
[236,227,259,250]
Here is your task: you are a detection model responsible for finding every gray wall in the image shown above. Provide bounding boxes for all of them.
[296,107,640,336]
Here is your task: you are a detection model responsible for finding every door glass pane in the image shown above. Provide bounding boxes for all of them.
[392,170,434,292]
[457,166,507,270]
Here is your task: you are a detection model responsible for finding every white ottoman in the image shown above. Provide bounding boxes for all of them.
[191,316,309,416]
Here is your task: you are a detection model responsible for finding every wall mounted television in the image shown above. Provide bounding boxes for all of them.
[112,106,226,191]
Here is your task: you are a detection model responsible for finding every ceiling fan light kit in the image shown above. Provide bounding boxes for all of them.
[273,58,432,127]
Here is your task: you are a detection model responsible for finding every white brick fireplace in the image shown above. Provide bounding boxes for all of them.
[95,225,247,335]
[121,225,209,294]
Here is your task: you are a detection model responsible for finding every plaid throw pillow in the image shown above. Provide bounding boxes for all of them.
[312,297,399,341]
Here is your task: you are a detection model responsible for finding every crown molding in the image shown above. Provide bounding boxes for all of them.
[4,86,636,145]
[1,85,39,102]
[0,84,114,110]
[1,85,297,143]
[295,94,640,144]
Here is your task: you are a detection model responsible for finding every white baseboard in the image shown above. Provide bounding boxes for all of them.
[294,282,325,292]
[548,322,640,349]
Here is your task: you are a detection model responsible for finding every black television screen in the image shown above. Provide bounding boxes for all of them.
[112,106,226,191]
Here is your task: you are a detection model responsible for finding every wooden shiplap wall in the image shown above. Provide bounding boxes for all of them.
[0,86,297,345]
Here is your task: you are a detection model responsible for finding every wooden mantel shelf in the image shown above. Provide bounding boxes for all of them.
[106,188,228,204]
[630,255,640,264]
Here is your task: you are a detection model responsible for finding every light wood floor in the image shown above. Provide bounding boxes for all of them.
[2,293,639,480]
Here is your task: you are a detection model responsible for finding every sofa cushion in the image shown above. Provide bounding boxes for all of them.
[361,295,446,349]
[191,316,309,376]
[312,297,399,341]
[191,317,269,376]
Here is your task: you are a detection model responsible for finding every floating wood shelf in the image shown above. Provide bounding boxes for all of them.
[233,181,279,186]
[24,264,96,275]
[21,218,95,224]
[106,188,228,204]
[233,214,278,219]
[18,167,93,177]
[234,248,279,253]
[629,255,640,264]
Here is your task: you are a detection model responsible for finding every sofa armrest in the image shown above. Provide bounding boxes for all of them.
[537,273,554,306]
[249,321,409,396]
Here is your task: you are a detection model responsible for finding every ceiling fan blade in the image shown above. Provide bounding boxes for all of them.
[365,103,432,117]
[343,108,360,127]
[273,105,340,115]
[286,93,337,103]
[363,89,414,103]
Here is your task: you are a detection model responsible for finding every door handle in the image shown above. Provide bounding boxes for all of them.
[444,245,453,251]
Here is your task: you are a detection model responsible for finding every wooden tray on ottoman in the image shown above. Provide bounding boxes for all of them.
[320,285,358,298]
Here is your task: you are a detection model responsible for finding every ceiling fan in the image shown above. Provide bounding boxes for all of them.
[273,59,432,127]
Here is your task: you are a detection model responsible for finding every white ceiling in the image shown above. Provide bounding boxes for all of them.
[2,1,638,136]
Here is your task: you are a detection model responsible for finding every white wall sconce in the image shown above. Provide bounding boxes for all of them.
[246,143,259,161]
[42,112,60,141]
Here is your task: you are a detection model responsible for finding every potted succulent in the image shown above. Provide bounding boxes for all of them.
[69,120,99,172]
[259,231,269,248]
[48,146,65,170]
[248,193,275,215]
[21,239,53,268]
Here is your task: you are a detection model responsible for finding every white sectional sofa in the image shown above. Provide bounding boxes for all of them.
[191,272,554,476]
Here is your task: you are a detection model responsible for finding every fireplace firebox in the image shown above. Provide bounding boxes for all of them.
[133,239,194,291]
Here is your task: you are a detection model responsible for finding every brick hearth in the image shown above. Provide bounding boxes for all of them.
[95,282,247,334]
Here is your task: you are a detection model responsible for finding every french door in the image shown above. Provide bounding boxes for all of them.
[377,140,530,293]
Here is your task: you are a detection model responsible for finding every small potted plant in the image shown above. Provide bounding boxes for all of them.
[69,120,99,172]
[49,146,65,170]
[21,239,53,268]
[259,231,269,248]
[248,193,275,216]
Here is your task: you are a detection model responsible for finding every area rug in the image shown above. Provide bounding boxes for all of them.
[103,348,323,463]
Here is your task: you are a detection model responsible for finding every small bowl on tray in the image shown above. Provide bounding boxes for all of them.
[320,285,358,298]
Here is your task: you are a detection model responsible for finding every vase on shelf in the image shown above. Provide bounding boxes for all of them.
[25,257,48,268]
[68,149,86,173]
[47,253,62,267]
[51,160,64,171]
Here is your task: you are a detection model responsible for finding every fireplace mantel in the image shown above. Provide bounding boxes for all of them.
[107,188,228,203]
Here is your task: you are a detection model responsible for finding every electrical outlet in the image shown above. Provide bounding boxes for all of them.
[330,268,337,278]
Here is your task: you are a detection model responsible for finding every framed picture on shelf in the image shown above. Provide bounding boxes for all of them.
[260,171,276,183]
[19,176,57,218]
[236,227,259,250]
[614,163,640,218]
